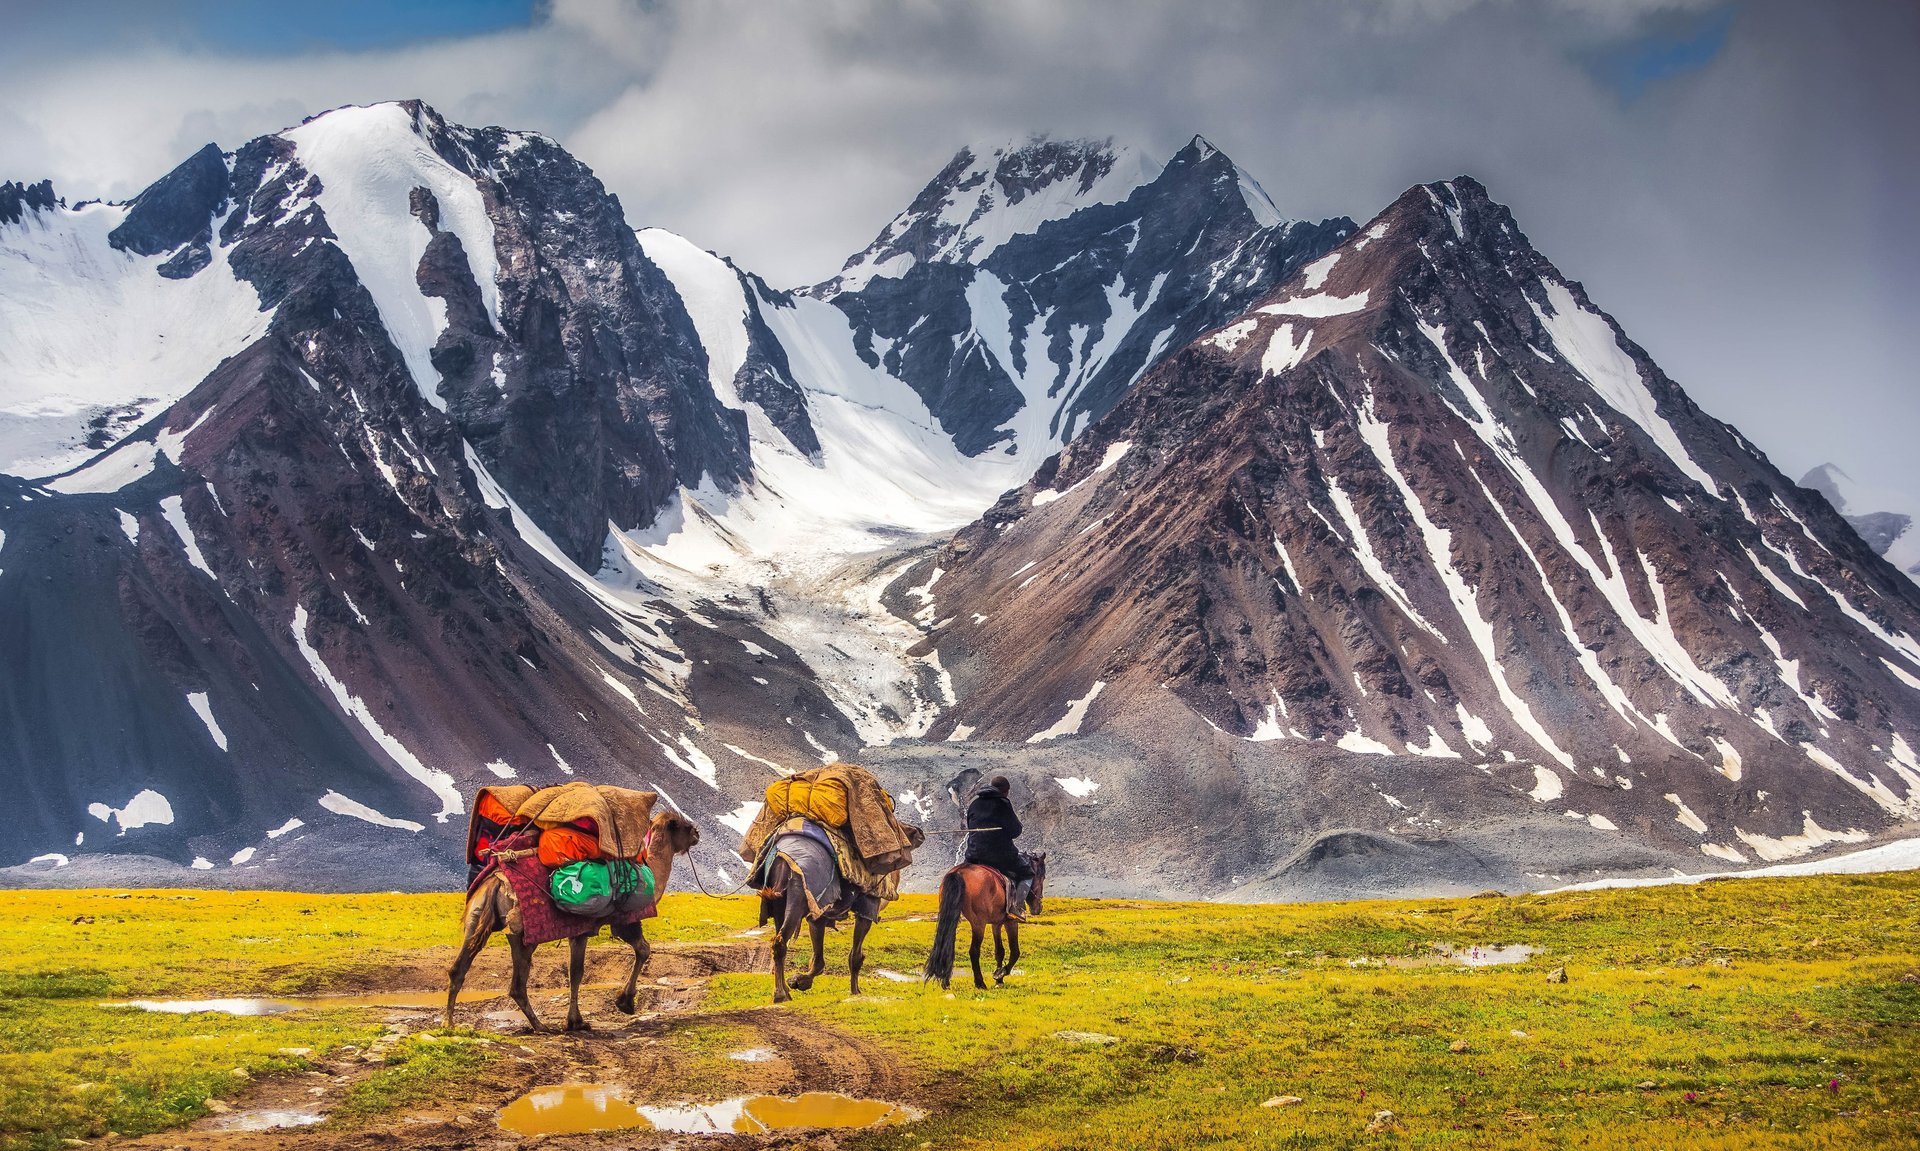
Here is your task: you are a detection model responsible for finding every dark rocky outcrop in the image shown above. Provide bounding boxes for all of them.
[108,143,230,256]
[0,178,57,226]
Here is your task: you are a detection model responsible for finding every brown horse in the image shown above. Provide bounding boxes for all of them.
[922,853,1047,990]
[759,854,874,1003]
[445,809,701,1031]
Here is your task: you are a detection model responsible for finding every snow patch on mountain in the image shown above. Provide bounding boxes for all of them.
[1527,278,1714,493]
[0,200,269,477]
[285,103,500,412]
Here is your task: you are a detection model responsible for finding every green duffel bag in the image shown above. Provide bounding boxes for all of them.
[550,858,655,917]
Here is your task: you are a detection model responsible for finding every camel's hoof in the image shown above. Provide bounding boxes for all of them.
[614,994,636,1015]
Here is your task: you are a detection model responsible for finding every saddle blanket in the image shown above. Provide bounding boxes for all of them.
[482,833,656,947]
[754,822,883,924]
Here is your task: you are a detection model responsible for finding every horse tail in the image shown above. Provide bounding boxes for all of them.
[923,868,967,989]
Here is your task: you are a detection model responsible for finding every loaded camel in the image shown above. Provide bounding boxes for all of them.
[446,807,701,1031]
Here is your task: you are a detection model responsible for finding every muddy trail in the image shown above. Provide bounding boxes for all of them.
[116,931,929,1150]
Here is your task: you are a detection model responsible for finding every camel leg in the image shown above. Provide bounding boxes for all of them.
[564,933,590,1032]
[791,919,827,992]
[968,922,988,990]
[848,916,871,997]
[508,933,541,1030]
[612,922,649,1015]
[445,899,496,1029]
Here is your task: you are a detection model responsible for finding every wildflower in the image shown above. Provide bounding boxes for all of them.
[1684,1092,1699,1103]
[1828,1078,1840,1093]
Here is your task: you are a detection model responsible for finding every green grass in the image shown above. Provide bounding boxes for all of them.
[332,1033,494,1121]
[703,873,1920,1149]
[1,877,1916,1149]
[0,888,755,1150]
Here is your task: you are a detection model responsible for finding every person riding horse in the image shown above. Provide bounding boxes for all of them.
[963,776,1034,919]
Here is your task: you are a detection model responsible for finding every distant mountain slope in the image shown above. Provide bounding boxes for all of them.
[1802,463,1920,583]
[897,177,1920,886]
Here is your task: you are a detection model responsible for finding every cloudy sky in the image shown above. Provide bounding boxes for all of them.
[3,0,1913,499]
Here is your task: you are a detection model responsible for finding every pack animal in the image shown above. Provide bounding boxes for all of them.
[446,809,700,1030]
[759,852,874,1004]
[923,852,1048,989]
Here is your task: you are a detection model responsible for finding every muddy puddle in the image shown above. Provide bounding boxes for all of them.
[207,1109,325,1131]
[1348,944,1538,969]
[497,1085,919,1136]
[105,989,503,1015]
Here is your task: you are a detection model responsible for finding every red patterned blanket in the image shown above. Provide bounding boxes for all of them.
[478,833,656,947]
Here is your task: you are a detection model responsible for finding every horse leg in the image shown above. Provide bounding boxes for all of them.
[612,922,649,1015]
[992,923,1008,985]
[848,915,871,997]
[564,933,590,1032]
[1004,921,1021,980]
[445,897,497,1029]
[791,919,827,992]
[968,921,988,990]
[508,933,541,1030]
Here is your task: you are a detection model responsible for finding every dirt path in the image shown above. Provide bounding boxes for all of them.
[116,931,926,1150]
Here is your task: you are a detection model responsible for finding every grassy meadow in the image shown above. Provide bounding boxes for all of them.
[1,875,1917,1148]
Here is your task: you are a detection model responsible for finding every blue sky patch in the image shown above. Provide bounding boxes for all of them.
[180,0,538,55]
[1583,4,1739,105]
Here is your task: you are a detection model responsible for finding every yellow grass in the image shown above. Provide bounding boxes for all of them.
[2,874,1917,1149]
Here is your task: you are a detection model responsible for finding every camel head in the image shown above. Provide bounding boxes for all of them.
[651,809,701,855]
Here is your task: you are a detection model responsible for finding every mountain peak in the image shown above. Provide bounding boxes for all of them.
[824,134,1159,290]
[0,178,58,227]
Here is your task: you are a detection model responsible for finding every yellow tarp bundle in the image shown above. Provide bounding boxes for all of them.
[762,776,850,829]
[737,762,923,892]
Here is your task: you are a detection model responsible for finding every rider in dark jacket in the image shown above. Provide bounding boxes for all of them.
[963,776,1034,918]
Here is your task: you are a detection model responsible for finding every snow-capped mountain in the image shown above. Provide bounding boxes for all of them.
[0,104,1345,887]
[816,135,1352,458]
[3,102,1915,897]
[879,178,1920,897]
[1802,464,1920,583]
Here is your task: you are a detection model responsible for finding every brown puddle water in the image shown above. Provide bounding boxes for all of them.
[497,1085,919,1136]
